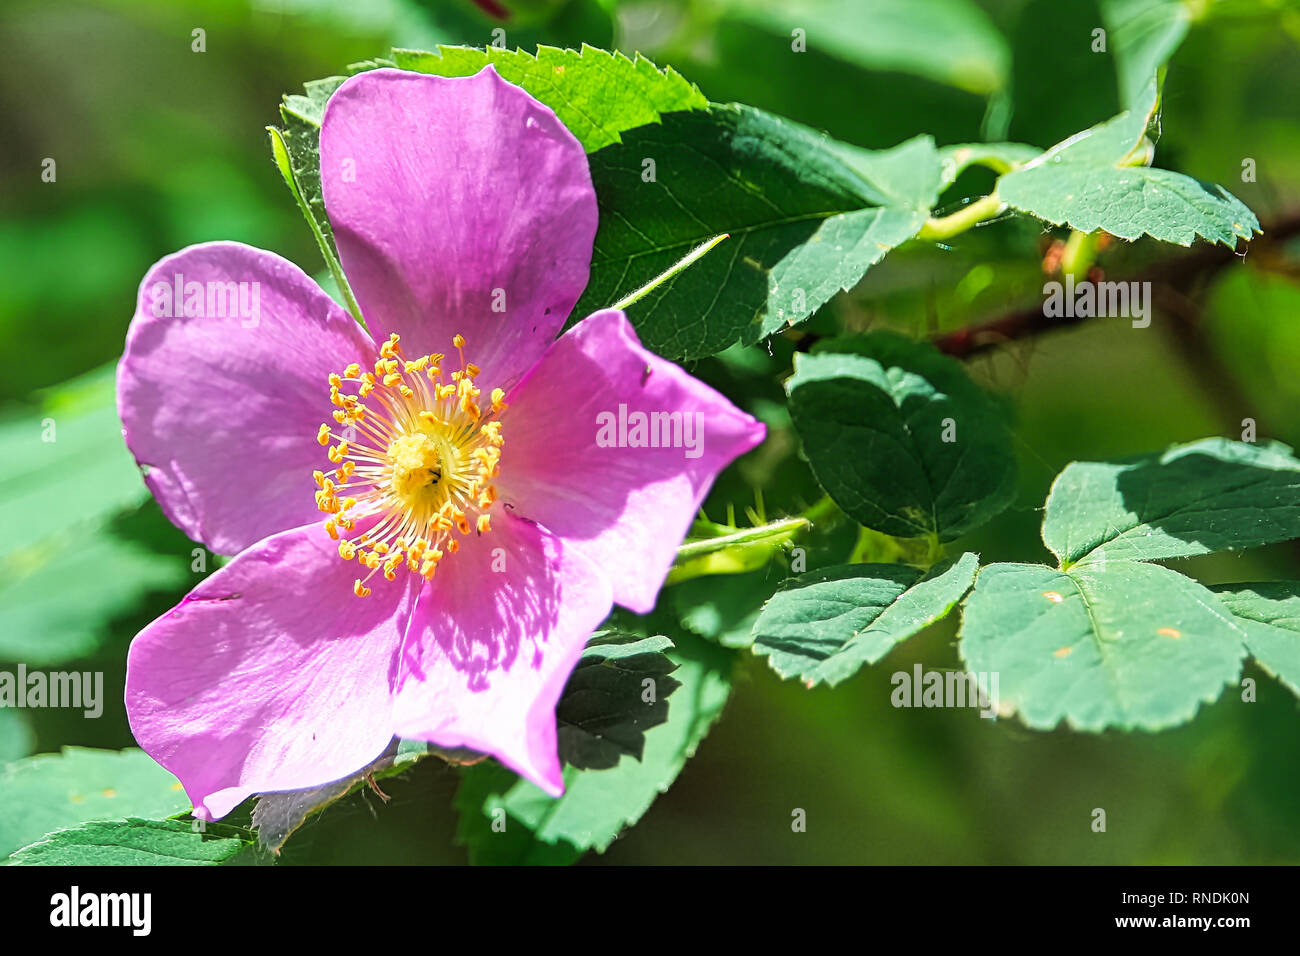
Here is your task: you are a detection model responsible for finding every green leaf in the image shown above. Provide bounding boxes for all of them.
[997,76,1259,246]
[1002,165,1258,246]
[0,365,189,665]
[1209,582,1300,699]
[752,552,978,686]
[0,520,187,665]
[573,110,942,359]
[786,333,1016,541]
[391,44,708,152]
[0,748,189,859]
[249,737,476,854]
[0,710,32,765]
[454,632,733,863]
[669,569,772,648]
[0,365,146,564]
[959,561,1247,731]
[724,0,1010,96]
[1030,74,1161,167]
[556,632,682,770]
[277,76,347,261]
[1042,438,1300,568]
[1101,0,1192,109]
[7,818,264,866]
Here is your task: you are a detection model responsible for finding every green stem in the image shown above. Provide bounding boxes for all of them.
[672,516,809,562]
[1060,229,1099,280]
[917,193,1007,241]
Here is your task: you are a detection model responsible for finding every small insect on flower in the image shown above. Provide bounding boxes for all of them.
[118,65,765,820]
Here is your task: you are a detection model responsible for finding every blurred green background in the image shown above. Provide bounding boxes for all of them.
[2,0,1299,864]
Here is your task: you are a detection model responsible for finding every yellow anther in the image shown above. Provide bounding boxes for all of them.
[354,579,371,597]
[318,334,503,596]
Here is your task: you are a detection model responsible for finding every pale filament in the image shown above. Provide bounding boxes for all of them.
[313,332,507,597]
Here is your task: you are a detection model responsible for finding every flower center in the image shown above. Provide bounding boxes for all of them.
[313,332,505,597]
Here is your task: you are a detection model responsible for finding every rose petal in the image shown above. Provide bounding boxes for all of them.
[126,521,416,820]
[119,241,376,555]
[319,66,597,388]
[393,510,612,796]
[496,310,766,613]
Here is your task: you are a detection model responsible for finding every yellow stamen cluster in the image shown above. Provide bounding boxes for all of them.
[314,332,506,596]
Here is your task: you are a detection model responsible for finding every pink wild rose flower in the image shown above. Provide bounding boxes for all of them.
[117,66,765,819]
